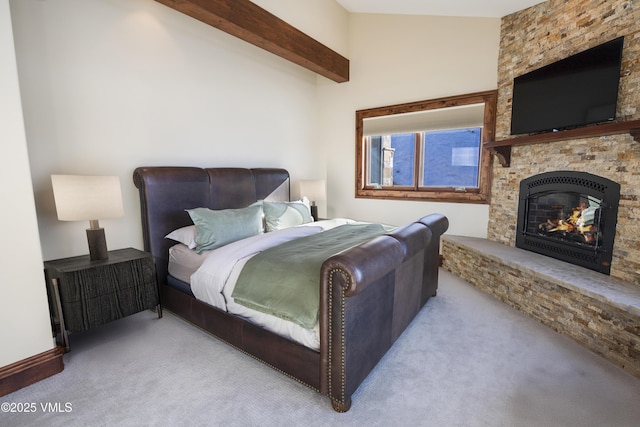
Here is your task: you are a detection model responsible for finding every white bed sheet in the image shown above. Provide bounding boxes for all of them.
[190,219,357,350]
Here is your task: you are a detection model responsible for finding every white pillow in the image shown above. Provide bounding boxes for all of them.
[263,198,313,231]
[165,225,197,249]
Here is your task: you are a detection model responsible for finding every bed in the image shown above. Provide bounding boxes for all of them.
[133,166,448,412]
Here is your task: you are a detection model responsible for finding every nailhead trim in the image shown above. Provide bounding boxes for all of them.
[327,267,349,409]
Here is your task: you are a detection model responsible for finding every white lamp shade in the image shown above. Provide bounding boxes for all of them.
[51,175,124,221]
[298,179,326,203]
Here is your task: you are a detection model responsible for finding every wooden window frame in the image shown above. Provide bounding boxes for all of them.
[356,90,497,204]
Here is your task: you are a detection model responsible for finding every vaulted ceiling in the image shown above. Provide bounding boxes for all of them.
[153,0,547,84]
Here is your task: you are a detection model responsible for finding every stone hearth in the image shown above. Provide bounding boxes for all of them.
[442,235,640,379]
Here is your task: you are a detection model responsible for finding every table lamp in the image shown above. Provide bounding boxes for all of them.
[51,174,124,261]
[299,179,326,221]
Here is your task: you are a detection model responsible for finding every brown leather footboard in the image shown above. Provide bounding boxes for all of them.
[320,214,448,411]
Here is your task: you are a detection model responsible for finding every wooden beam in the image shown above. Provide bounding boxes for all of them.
[154,0,349,83]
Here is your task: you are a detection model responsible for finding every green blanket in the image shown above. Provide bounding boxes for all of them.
[231,224,390,329]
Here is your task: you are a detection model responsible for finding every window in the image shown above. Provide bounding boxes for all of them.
[356,91,497,203]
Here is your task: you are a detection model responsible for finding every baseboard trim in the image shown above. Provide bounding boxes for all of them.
[0,347,64,397]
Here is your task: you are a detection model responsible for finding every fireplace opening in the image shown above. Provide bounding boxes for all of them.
[516,171,620,274]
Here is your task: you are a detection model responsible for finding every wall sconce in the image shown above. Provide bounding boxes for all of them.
[51,175,124,261]
[298,179,326,221]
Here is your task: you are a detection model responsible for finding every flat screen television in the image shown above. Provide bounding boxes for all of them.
[511,36,624,135]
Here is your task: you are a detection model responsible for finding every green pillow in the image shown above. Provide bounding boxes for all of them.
[187,205,263,253]
[263,199,313,231]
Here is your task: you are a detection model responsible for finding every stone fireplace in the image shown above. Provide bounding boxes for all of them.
[487,0,640,286]
[515,171,620,274]
[441,0,640,380]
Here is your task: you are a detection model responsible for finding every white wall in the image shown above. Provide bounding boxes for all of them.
[318,13,500,234]
[11,0,348,261]
[0,0,54,367]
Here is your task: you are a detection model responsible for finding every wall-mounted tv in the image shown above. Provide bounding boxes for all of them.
[510,36,624,135]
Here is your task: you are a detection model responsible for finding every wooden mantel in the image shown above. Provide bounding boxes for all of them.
[154,0,349,83]
[485,119,640,167]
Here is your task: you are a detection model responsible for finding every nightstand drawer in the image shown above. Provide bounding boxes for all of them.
[56,258,156,301]
[45,248,161,338]
[55,258,158,332]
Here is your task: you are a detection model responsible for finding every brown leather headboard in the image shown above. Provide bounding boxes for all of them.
[133,167,290,286]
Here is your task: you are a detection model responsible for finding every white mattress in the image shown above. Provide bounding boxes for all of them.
[168,243,209,283]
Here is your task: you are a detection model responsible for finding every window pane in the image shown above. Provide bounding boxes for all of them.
[367,133,415,187]
[368,136,382,185]
[422,128,481,188]
[391,133,415,186]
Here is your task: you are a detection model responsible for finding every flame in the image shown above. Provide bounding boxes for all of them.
[538,202,598,244]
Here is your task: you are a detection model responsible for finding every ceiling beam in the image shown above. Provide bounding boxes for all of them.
[154,0,350,83]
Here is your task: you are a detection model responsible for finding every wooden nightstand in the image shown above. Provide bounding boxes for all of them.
[44,247,161,351]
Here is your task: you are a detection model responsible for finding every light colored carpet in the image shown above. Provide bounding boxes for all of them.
[2,269,640,426]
